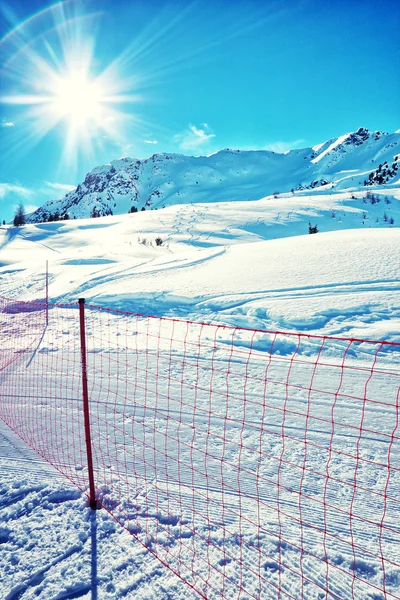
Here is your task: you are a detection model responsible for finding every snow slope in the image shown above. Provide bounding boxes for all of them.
[1,181,400,599]
[1,326,399,599]
[2,185,400,341]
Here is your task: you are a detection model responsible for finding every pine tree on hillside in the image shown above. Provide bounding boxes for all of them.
[13,203,26,227]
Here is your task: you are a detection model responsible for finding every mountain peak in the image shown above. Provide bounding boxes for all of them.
[345,127,370,146]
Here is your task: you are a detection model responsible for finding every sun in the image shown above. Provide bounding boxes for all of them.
[0,49,139,170]
[0,2,141,172]
[52,72,105,126]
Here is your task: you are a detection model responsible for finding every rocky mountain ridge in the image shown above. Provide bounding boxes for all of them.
[28,127,400,222]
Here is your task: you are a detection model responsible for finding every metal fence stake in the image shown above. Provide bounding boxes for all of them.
[46,260,48,326]
[78,298,98,509]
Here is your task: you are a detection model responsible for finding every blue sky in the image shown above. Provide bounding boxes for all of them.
[0,0,399,220]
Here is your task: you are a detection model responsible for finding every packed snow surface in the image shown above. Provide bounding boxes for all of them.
[1,184,399,599]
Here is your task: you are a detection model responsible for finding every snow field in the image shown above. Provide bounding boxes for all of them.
[1,187,400,341]
[1,302,399,599]
[0,186,399,598]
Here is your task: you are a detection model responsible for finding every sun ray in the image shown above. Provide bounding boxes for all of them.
[0,0,280,180]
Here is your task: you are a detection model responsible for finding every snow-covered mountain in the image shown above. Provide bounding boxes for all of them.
[29,127,399,222]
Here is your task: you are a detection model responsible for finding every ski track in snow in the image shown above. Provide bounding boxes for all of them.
[1,334,399,599]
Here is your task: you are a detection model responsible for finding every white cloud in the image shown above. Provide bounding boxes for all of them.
[174,124,216,152]
[43,181,76,193]
[1,119,15,127]
[263,140,304,153]
[143,139,158,145]
[113,142,134,156]
[0,183,35,200]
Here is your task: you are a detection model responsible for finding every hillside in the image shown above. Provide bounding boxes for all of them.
[27,128,400,222]
[2,184,400,341]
